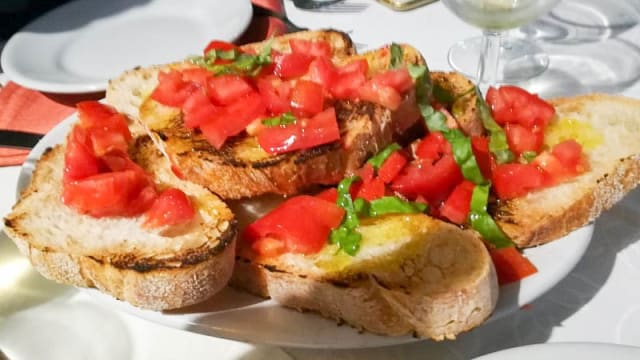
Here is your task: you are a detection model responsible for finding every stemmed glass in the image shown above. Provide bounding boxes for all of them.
[442,0,562,86]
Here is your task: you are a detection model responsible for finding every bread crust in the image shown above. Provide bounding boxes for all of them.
[493,94,640,247]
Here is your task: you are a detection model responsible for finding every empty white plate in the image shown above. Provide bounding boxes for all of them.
[0,0,252,93]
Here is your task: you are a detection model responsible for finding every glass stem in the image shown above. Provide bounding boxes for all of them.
[477,30,502,88]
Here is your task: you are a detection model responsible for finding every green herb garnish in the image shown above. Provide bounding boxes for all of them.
[475,87,515,164]
[367,196,427,217]
[521,151,537,163]
[367,143,401,170]
[408,64,432,106]
[390,43,403,69]
[469,184,513,248]
[329,176,362,256]
[262,112,297,127]
[190,38,274,77]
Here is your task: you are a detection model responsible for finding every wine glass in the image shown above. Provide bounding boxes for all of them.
[442,0,562,86]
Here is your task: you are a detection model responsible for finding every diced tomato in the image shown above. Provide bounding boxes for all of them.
[471,136,495,179]
[257,107,340,154]
[76,101,117,127]
[486,85,556,129]
[252,237,286,258]
[390,155,463,204]
[289,39,332,58]
[203,40,237,55]
[357,163,375,184]
[62,170,153,218]
[290,80,324,117]
[439,180,474,225]
[207,75,254,106]
[415,132,451,161]
[143,188,195,228]
[151,70,199,107]
[200,91,266,148]
[356,177,385,201]
[505,123,544,156]
[87,126,129,156]
[551,140,586,173]
[492,163,545,200]
[370,68,414,93]
[358,81,402,110]
[273,52,314,79]
[316,187,338,203]
[180,68,212,87]
[531,151,573,186]
[377,151,407,183]
[307,57,337,89]
[490,247,538,285]
[337,59,369,75]
[330,71,366,99]
[182,90,221,129]
[64,127,101,182]
[244,195,345,255]
[256,75,292,115]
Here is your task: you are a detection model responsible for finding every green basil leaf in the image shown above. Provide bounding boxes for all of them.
[390,43,403,69]
[442,130,487,185]
[469,184,513,248]
[420,103,448,133]
[368,196,427,217]
[433,84,455,106]
[367,143,401,169]
[521,151,537,163]
[262,112,297,127]
[475,87,515,164]
[409,64,432,106]
[353,197,370,217]
[330,176,363,256]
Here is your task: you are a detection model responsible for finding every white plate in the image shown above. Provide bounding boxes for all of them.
[1,0,252,94]
[17,115,594,349]
[473,342,640,360]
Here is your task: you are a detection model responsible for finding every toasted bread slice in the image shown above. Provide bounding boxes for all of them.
[230,202,498,340]
[106,32,429,199]
[3,136,237,310]
[493,94,640,247]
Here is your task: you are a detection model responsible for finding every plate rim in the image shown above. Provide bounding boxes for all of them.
[472,342,640,359]
[16,113,594,349]
[0,0,253,94]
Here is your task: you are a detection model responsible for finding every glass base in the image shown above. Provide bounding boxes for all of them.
[447,36,550,85]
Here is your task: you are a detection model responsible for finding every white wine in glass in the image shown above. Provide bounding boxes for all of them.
[442,0,561,86]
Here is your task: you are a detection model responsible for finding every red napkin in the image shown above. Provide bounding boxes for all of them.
[0,0,288,167]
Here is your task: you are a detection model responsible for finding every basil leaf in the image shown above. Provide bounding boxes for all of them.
[190,43,273,77]
[368,196,427,217]
[409,64,432,107]
[367,143,401,169]
[521,151,537,163]
[469,184,513,248]
[442,130,487,185]
[420,103,448,133]
[330,176,362,256]
[390,43,403,69]
[262,112,297,127]
[475,87,515,164]
[433,84,455,106]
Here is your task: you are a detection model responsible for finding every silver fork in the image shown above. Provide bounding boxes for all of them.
[291,0,369,12]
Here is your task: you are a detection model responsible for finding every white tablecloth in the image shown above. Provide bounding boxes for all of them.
[1,0,640,359]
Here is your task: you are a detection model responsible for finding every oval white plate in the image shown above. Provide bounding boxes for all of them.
[17,114,593,349]
[473,342,640,360]
[1,0,252,94]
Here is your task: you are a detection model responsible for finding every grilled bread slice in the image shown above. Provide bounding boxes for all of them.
[230,199,498,340]
[493,94,640,248]
[3,136,237,310]
[106,32,428,199]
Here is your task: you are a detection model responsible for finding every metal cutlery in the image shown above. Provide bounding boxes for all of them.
[0,130,43,150]
[291,0,369,12]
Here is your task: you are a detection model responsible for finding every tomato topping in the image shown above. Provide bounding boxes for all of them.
[182,90,221,129]
[492,163,544,200]
[307,57,337,89]
[64,127,101,182]
[357,163,375,184]
[273,52,314,79]
[330,71,366,99]
[207,75,254,106]
[151,70,199,108]
[180,68,213,87]
[414,132,451,160]
[551,140,586,173]
[290,80,324,117]
[203,40,237,55]
[356,177,385,201]
[200,91,266,149]
[439,180,474,225]
[257,107,340,154]
[490,247,538,285]
[316,187,339,203]
[338,59,369,75]
[377,151,407,183]
[256,75,292,115]
[244,195,345,255]
[370,68,414,93]
[531,151,573,187]
[143,188,195,228]
[486,86,555,129]
[252,237,287,258]
[505,123,544,156]
[471,136,495,179]
[390,155,463,204]
[76,101,117,126]
[289,39,332,58]
[358,81,402,110]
